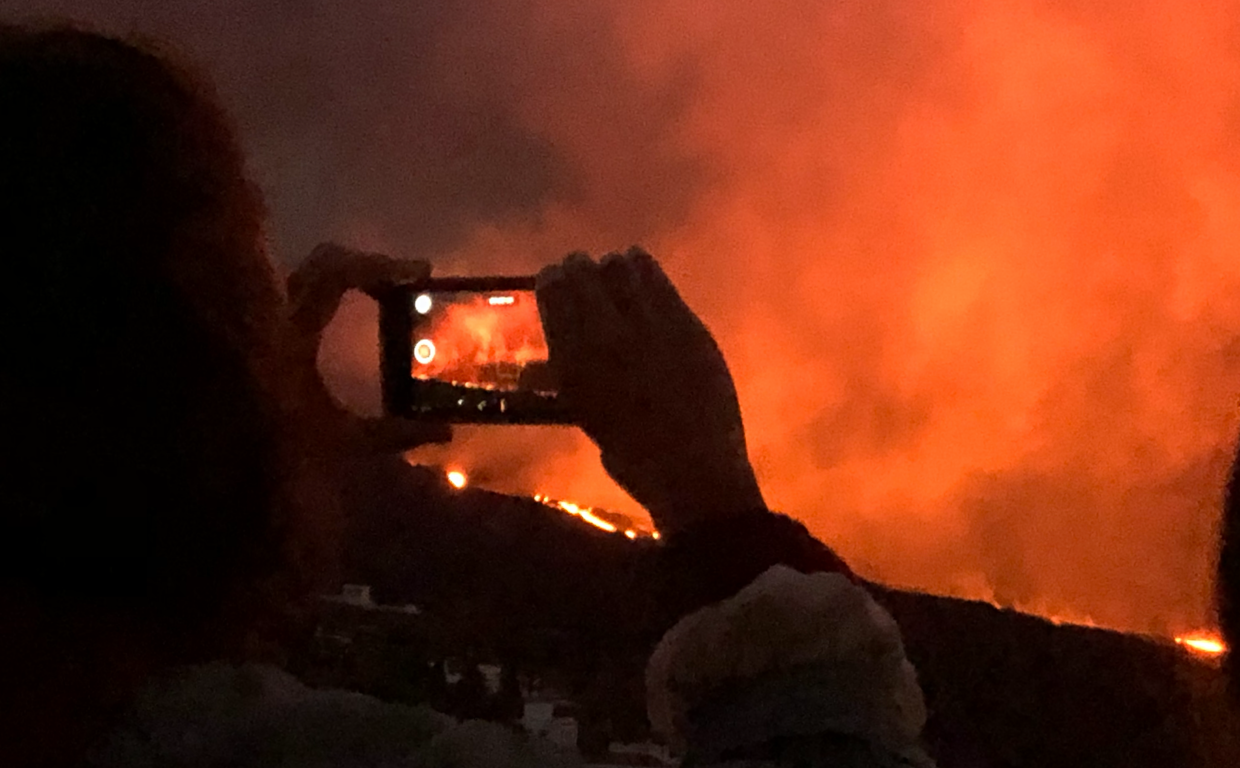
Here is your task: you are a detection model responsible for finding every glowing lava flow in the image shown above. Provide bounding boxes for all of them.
[531,493,662,540]
[1175,633,1227,657]
[533,495,618,532]
[438,469,656,537]
[438,471,1227,651]
[994,604,1226,659]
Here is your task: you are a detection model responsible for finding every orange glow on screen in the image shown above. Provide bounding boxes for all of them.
[413,293,547,389]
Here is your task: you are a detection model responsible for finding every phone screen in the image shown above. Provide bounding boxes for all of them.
[409,288,554,392]
[385,280,567,423]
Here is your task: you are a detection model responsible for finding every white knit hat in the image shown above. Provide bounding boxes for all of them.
[646,565,930,763]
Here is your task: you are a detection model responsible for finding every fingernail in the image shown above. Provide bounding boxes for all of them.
[564,252,594,273]
[626,246,653,263]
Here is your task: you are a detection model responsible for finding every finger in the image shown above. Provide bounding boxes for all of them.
[626,247,722,351]
[289,243,431,336]
[285,244,350,350]
[559,251,624,343]
[291,243,432,296]
[536,259,582,371]
[285,242,345,302]
[599,250,644,320]
[344,253,431,296]
[286,244,432,367]
[538,252,614,362]
[537,253,631,418]
[627,247,690,314]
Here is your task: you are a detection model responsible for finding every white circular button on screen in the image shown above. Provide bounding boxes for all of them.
[414,293,433,314]
[413,339,436,364]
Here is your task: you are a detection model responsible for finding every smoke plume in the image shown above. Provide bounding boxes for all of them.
[12,0,1240,634]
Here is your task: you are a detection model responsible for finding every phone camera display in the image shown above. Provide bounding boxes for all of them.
[382,278,570,424]
[409,290,552,393]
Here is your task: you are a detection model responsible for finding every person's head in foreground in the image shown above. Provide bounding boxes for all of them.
[0,23,313,763]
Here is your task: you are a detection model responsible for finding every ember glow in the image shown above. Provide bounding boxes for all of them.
[446,470,468,489]
[533,494,618,533]
[531,492,660,540]
[1175,633,1227,657]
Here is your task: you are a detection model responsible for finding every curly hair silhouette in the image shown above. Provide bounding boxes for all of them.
[0,24,307,763]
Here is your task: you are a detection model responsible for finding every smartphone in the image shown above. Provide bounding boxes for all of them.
[377,277,573,424]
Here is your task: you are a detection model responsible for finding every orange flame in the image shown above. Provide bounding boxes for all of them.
[412,294,547,389]
[531,492,661,540]
[1175,633,1227,657]
[446,470,468,489]
[532,494,618,533]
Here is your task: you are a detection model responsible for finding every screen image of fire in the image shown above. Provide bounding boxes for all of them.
[410,291,552,393]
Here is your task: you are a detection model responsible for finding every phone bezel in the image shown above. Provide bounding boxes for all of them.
[377,276,573,425]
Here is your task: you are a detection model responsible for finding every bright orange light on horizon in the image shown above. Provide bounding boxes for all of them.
[446,470,468,489]
[1175,633,1226,657]
[552,498,618,533]
[531,492,663,539]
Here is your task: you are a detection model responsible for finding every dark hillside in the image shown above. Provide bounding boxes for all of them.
[334,456,1238,767]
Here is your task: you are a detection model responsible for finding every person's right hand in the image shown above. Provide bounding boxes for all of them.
[536,248,766,536]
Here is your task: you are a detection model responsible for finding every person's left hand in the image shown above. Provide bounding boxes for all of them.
[283,243,452,455]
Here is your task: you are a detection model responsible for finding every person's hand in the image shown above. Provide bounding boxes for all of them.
[284,243,452,455]
[536,248,766,535]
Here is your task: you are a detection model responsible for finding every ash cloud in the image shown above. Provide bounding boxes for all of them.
[13,0,1240,633]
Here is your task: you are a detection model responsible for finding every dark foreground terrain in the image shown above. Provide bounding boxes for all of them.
[304,455,1238,767]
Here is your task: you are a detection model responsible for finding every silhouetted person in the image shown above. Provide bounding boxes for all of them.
[0,24,443,764]
[0,24,289,765]
[0,23,931,768]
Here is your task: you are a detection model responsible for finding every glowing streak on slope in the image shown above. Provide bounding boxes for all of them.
[556,497,617,532]
[1175,633,1226,656]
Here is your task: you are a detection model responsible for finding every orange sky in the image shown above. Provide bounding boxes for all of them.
[22,0,1237,635]
[358,0,1240,635]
